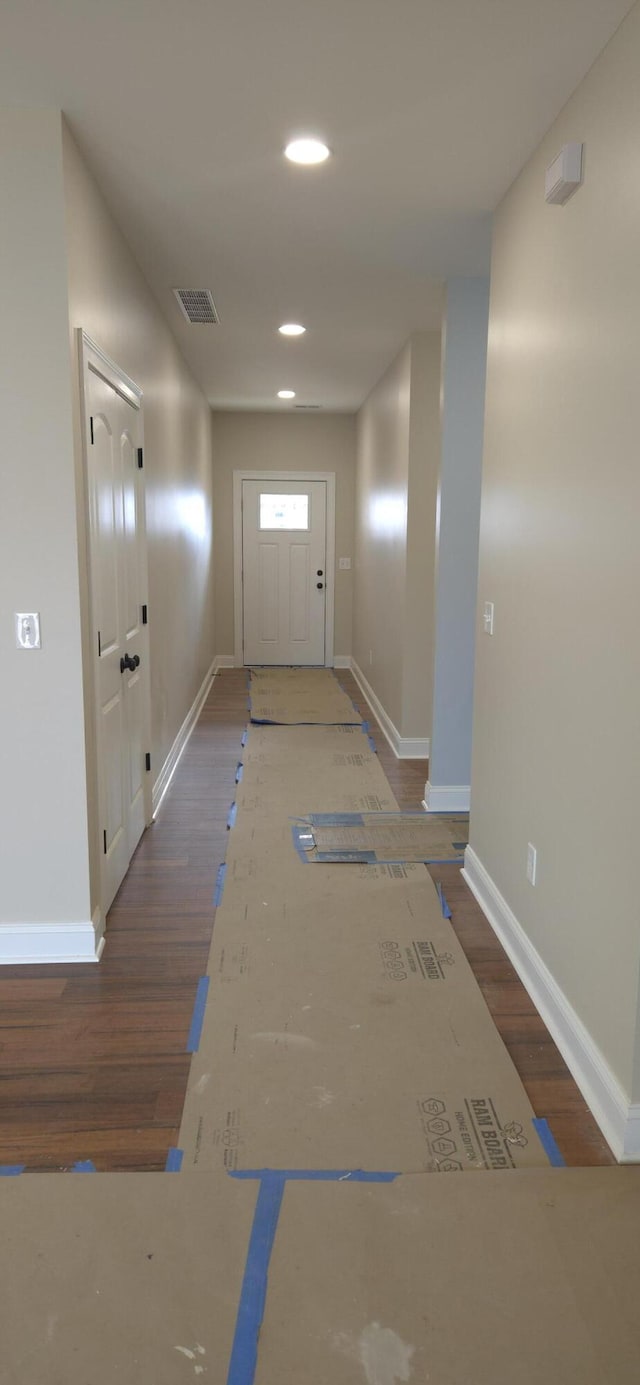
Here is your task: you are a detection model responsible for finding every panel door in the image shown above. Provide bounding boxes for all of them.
[242,480,326,665]
[86,364,148,913]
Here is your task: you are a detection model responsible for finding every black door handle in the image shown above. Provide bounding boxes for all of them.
[120,652,138,673]
[317,569,323,577]
[316,582,324,590]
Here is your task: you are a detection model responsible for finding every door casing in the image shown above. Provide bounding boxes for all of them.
[233,470,336,667]
[78,330,152,921]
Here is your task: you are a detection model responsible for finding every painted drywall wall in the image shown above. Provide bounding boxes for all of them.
[470,4,640,1103]
[210,411,356,660]
[353,334,441,739]
[62,121,215,912]
[428,278,489,796]
[0,110,92,929]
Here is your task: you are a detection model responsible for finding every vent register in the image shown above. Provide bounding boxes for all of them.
[173,288,219,324]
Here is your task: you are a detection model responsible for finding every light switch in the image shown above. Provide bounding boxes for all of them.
[15,613,41,649]
[339,557,351,570]
[483,602,494,636]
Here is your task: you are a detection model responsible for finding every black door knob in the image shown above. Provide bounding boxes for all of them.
[317,570,323,577]
[120,652,137,674]
[316,582,324,590]
[132,654,140,668]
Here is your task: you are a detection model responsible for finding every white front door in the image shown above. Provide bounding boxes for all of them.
[84,348,150,914]
[242,479,327,665]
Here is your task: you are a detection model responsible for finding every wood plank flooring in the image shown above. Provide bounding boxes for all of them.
[0,668,613,1170]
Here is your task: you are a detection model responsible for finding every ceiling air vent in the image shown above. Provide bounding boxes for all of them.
[294,404,321,410]
[173,288,220,324]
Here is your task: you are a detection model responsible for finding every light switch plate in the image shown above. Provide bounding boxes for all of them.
[483,601,494,635]
[15,612,41,649]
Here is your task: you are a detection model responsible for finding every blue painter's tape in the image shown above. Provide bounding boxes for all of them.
[532,1118,566,1167]
[367,734,377,753]
[452,842,468,851]
[291,825,313,863]
[235,762,244,784]
[73,1160,96,1173]
[227,801,238,830]
[227,1168,398,1385]
[241,729,248,747]
[165,1146,184,1173]
[186,976,210,1054]
[308,812,365,827]
[437,883,452,919]
[0,1165,24,1176]
[226,1172,285,1385]
[230,1168,399,1183]
[214,862,227,906]
[361,720,370,734]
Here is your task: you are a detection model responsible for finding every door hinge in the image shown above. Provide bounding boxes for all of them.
[103,829,107,855]
[137,447,144,469]
[142,603,148,625]
[145,752,151,772]
[97,630,101,656]
[90,416,94,445]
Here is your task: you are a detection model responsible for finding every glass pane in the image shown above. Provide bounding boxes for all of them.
[259,493,309,530]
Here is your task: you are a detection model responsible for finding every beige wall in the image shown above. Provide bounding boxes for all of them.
[0,109,92,930]
[62,122,215,912]
[210,411,356,659]
[353,334,441,739]
[470,4,640,1103]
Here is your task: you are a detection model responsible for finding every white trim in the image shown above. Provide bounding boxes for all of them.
[232,470,336,668]
[213,654,235,671]
[462,845,640,1162]
[152,659,215,817]
[0,911,105,965]
[350,659,430,760]
[422,782,470,812]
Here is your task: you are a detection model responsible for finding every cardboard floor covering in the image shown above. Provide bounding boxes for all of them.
[1,1168,640,1384]
[249,666,362,725]
[293,809,470,864]
[178,720,547,1175]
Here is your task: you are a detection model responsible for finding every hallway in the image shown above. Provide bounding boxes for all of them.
[0,670,611,1171]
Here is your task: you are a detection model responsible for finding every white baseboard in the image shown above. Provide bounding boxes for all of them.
[462,845,640,1162]
[348,660,430,760]
[152,659,215,817]
[422,782,470,812]
[213,654,235,671]
[0,910,105,965]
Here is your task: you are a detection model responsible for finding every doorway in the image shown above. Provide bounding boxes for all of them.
[233,470,336,666]
[79,333,151,917]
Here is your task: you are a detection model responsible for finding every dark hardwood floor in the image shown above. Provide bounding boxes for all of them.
[0,668,613,1170]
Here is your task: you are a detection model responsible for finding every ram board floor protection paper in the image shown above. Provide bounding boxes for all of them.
[178,711,544,1174]
[295,810,470,864]
[249,666,362,725]
[1,1169,640,1384]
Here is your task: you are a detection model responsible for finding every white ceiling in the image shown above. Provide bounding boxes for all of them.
[1,0,633,411]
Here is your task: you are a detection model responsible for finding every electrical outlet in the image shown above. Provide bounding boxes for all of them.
[483,601,494,636]
[526,843,537,886]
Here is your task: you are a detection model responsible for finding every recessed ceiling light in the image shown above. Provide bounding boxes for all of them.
[284,138,330,165]
[279,323,306,336]
[277,389,296,399]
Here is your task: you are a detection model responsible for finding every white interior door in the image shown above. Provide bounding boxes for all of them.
[242,479,327,665]
[84,348,150,914]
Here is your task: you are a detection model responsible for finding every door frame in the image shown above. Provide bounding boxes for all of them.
[233,469,336,667]
[78,330,153,918]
